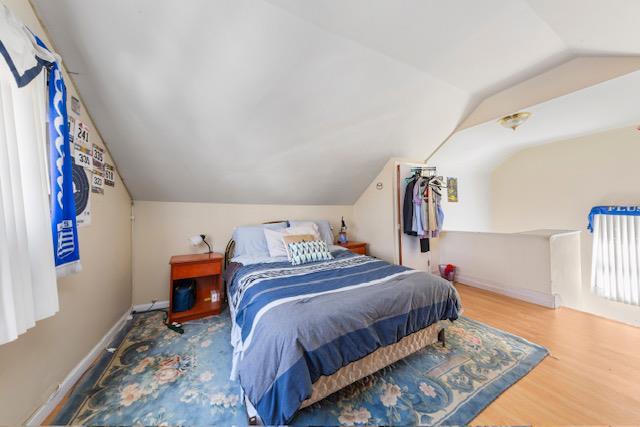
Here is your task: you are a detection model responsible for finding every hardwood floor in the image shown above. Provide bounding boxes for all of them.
[457,283,640,425]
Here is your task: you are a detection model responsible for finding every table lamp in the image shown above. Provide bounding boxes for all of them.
[190,234,212,253]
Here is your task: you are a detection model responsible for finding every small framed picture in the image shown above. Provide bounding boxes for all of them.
[76,121,90,149]
[104,163,115,187]
[447,177,458,202]
[68,116,76,144]
[91,170,104,195]
[70,96,81,115]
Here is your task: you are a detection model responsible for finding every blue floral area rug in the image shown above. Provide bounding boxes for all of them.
[52,310,547,426]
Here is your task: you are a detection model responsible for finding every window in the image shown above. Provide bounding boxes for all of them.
[590,206,640,306]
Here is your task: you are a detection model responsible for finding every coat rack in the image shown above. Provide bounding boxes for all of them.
[405,166,447,189]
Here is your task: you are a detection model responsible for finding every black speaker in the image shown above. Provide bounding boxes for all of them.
[173,279,196,312]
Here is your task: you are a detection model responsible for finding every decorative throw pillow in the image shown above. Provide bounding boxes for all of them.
[287,240,333,265]
[282,234,316,259]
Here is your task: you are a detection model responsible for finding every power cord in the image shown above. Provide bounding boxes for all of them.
[131,303,184,334]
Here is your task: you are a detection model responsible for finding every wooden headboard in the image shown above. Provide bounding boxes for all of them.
[224,220,287,268]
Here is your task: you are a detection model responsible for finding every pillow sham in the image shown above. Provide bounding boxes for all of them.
[282,234,316,258]
[264,226,321,257]
[232,222,287,257]
[282,233,316,245]
[289,220,334,246]
[287,240,333,265]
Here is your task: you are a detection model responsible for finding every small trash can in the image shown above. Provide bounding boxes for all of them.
[438,264,457,282]
[173,279,196,312]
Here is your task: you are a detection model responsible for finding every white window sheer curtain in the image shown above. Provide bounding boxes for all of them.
[0,52,59,345]
[591,214,640,306]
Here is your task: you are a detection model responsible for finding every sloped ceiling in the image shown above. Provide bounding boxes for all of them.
[430,69,640,173]
[31,0,640,204]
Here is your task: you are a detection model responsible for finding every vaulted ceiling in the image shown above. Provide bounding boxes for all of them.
[32,0,640,204]
[430,69,640,173]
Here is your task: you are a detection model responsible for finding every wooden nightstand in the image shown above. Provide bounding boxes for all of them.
[169,253,224,323]
[338,241,368,255]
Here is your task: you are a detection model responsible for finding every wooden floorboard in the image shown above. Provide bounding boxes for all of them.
[456,283,640,425]
[44,284,640,425]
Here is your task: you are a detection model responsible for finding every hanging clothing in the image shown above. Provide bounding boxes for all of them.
[402,171,446,241]
[426,185,437,233]
[434,188,444,231]
[412,177,425,236]
[402,178,417,236]
[419,178,429,232]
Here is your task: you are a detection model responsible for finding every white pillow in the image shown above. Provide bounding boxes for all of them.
[232,222,287,257]
[264,225,321,257]
[289,220,334,246]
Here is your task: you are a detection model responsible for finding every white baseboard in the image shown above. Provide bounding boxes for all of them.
[132,300,169,312]
[456,273,559,308]
[26,308,132,426]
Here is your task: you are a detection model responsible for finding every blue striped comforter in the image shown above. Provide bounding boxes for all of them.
[227,250,460,424]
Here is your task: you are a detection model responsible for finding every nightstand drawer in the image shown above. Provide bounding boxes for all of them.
[172,261,221,280]
[337,241,368,256]
[350,246,367,255]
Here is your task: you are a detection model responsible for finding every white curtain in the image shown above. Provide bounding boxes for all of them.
[591,214,640,306]
[0,7,59,345]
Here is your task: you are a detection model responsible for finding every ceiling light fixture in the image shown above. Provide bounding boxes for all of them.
[498,112,531,131]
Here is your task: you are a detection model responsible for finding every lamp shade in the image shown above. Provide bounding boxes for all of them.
[189,235,204,246]
[189,234,213,253]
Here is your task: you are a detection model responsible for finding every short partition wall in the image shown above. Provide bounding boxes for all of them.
[436,229,581,308]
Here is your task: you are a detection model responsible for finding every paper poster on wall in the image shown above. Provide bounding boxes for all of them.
[91,170,104,194]
[74,144,92,169]
[72,163,91,227]
[68,116,76,144]
[70,96,81,115]
[76,121,90,149]
[447,177,458,202]
[92,143,104,172]
[104,163,115,187]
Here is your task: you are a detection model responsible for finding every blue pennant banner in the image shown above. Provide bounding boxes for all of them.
[0,25,80,274]
[48,60,81,274]
[587,205,640,233]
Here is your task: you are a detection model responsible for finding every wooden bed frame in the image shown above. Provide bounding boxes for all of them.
[223,222,447,424]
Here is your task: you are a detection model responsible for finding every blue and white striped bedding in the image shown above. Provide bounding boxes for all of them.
[227,250,461,425]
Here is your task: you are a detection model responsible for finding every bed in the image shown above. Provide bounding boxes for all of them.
[223,223,461,425]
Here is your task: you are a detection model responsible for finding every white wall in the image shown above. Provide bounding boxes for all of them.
[132,201,353,305]
[434,168,492,232]
[351,159,397,263]
[437,230,580,308]
[0,0,132,423]
[491,126,640,326]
